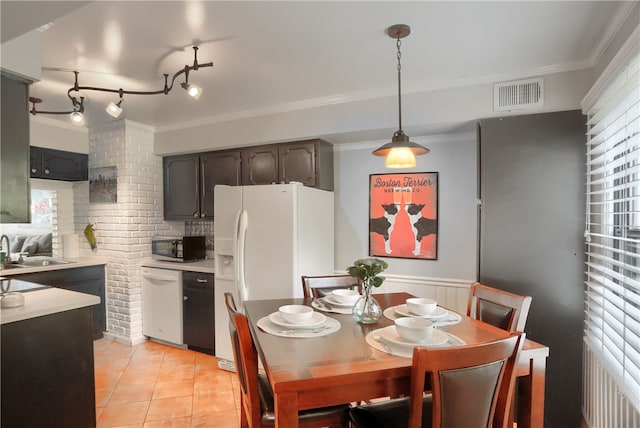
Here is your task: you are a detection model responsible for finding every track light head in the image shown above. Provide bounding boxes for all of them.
[106,98,123,118]
[181,82,202,100]
[70,111,85,126]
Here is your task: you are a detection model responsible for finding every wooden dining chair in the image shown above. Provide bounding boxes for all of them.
[224,292,350,428]
[467,282,532,332]
[301,274,360,300]
[349,332,525,428]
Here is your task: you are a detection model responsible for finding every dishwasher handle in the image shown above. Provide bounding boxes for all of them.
[141,268,181,282]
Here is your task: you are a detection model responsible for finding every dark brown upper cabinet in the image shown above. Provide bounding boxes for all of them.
[199,150,242,218]
[242,139,334,190]
[1,73,31,223]
[241,145,279,185]
[163,150,242,220]
[30,146,88,181]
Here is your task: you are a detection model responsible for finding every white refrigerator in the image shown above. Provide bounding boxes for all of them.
[213,183,334,370]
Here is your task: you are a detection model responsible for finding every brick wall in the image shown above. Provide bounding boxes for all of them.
[79,120,182,345]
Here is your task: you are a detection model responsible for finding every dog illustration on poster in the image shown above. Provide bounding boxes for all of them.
[369,173,438,260]
[369,203,399,254]
[405,203,437,256]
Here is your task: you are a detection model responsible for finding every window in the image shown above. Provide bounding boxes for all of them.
[584,51,640,409]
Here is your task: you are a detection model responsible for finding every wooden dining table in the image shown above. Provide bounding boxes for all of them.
[244,292,549,428]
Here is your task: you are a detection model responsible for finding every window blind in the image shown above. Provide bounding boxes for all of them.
[585,51,640,410]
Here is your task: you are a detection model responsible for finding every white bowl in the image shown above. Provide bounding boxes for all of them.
[330,289,360,305]
[278,305,314,324]
[394,317,434,342]
[406,297,437,316]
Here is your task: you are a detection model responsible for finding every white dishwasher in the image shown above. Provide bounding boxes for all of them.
[141,267,183,345]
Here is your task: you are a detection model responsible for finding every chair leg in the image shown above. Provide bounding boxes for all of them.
[239,396,249,428]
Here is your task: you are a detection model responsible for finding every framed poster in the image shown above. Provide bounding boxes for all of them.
[89,166,118,203]
[369,172,438,260]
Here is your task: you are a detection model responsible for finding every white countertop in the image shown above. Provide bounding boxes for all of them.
[0,256,107,277]
[0,287,101,324]
[140,258,215,274]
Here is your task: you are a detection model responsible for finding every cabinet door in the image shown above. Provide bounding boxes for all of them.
[200,150,241,218]
[278,140,317,187]
[14,265,107,340]
[182,272,214,353]
[0,74,30,223]
[65,280,105,339]
[33,147,88,181]
[164,155,201,219]
[241,145,278,185]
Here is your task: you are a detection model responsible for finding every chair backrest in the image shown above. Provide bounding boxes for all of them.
[467,282,532,332]
[301,274,360,299]
[408,333,525,428]
[224,292,263,427]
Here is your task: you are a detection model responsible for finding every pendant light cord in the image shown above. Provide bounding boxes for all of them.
[397,36,403,132]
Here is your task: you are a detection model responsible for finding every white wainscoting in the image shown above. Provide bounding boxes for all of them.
[371,274,473,315]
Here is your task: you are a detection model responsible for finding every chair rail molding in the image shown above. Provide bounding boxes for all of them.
[338,272,473,314]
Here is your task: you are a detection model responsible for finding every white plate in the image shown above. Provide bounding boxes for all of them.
[268,311,326,328]
[379,325,449,349]
[393,304,448,319]
[324,295,359,307]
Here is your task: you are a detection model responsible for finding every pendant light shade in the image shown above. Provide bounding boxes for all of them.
[373,24,429,168]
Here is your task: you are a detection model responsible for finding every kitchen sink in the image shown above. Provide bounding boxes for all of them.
[1,258,76,269]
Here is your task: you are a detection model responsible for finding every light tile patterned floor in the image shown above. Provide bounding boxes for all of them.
[94,338,241,428]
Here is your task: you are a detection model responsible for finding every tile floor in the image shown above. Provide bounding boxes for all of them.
[94,339,241,428]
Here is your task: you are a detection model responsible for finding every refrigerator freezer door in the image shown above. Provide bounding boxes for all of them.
[242,185,297,300]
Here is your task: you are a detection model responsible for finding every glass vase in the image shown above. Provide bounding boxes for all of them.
[353,285,382,324]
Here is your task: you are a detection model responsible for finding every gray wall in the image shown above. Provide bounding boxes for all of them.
[334,133,478,281]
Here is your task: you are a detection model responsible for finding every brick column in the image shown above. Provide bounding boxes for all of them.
[81,120,182,345]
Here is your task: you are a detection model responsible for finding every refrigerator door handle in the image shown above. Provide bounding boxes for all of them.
[236,210,249,306]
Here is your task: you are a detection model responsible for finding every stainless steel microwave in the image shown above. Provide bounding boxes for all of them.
[151,236,206,262]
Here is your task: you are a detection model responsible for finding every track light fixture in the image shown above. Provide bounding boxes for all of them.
[30,46,213,125]
[106,90,124,118]
[373,25,429,168]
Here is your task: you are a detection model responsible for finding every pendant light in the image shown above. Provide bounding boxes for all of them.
[373,24,429,168]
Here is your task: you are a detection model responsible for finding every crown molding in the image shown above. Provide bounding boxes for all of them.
[587,1,639,67]
[30,114,88,133]
[582,23,639,112]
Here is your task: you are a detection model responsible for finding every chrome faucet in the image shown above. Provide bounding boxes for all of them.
[0,235,11,267]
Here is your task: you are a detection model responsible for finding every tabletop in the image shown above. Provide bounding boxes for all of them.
[243,292,548,428]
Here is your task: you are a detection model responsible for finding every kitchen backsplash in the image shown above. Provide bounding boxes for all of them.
[185,219,214,257]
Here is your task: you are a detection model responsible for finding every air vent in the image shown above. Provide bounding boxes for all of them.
[493,77,544,111]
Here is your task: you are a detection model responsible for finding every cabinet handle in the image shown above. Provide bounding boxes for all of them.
[184,296,188,301]
[193,212,199,218]
[44,169,50,174]
[200,213,206,218]
[31,168,37,173]
[197,278,208,283]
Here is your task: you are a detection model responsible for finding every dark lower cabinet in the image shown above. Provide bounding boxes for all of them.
[1,306,96,427]
[183,271,214,354]
[13,265,106,339]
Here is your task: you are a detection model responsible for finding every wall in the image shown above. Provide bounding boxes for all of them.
[334,132,478,313]
[154,68,594,155]
[30,116,89,153]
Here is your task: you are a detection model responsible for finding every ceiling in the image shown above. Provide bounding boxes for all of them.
[0,1,630,139]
